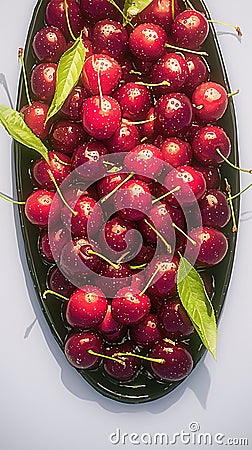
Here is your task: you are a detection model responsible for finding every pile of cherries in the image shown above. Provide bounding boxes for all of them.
[21,0,232,384]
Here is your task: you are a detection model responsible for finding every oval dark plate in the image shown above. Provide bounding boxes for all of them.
[14,0,240,403]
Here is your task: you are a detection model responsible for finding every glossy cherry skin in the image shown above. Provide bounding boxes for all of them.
[80,0,122,22]
[32,151,71,190]
[172,10,209,50]
[115,82,152,121]
[97,172,128,198]
[115,179,152,222]
[25,189,55,227]
[48,265,75,298]
[61,86,88,121]
[199,189,231,229]
[45,0,83,40]
[66,285,107,328]
[124,144,164,180]
[140,107,156,141]
[192,82,228,122]
[64,330,104,369]
[96,303,126,336]
[42,226,68,262]
[31,63,57,102]
[192,125,231,166]
[32,25,67,62]
[92,19,128,58]
[107,120,141,153]
[71,141,108,181]
[193,165,221,190]
[131,243,156,267]
[59,237,101,281]
[82,54,122,96]
[188,226,228,266]
[183,54,209,95]
[112,287,151,324]
[130,313,162,347]
[164,165,206,207]
[39,229,55,263]
[145,255,179,299]
[148,339,193,381]
[139,0,180,33]
[82,95,122,140]
[96,262,132,298]
[158,298,194,339]
[151,53,189,96]
[129,23,167,61]
[155,93,193,137]
[99,216,136,254]
[61,195,104,238]
[103,341,141,381]
[49,120,86,154]
[161,137,192,168]
[21,102,52,140]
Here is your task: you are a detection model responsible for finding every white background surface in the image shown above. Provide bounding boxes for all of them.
[0,1,251,449]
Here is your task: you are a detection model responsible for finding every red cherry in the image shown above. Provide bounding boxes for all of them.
[192,125,231,166]
[188,226,228,266]
[80,0,122,22]
[115,82,152,121]
[151,53,189,95]
[115,179,152,221]
[107,120,141,153]
[31,63,57,102]
[164,165,206,206]
[161,137,192,168]
[92,19,128,58]
[199,189,231,229]
[155,92,193,137]
[124,144,164,180]
[149,339,193,381]
[82,95,122,140]
[64,330,104,369]
[61,86,88,121]
[49,120,86,154]
[21,101,52,139]
[61,195,104,238]
[66,285,107,328]
[100,215,137,254]
[59,237,101,281]
[172,10,209,50]
[193,165,221,190]
[183,54,209,95]
[158,298,194,339]
[71,140,108,180]
[103,341,141,380]
[48,265,75,298]
[112,287,151,324]
[192,82,228,122]
[129,23,167,61]
[32,26,67,62]
[139,0,181,33]
[45,0,83,40]
[25,189,55,227]
[130,313,162,347]
[96,262,132,298]
[39,229,55,263]
[97,172,128,198]
[32,151,71,190]
[145,255,179,299]
[81,54,122,95]
[140,107,156,141]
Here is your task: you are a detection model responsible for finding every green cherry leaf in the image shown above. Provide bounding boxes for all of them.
[177,256,218,359]
[0,104,49,163]
[46,34,86,123]
[123,0,153,22]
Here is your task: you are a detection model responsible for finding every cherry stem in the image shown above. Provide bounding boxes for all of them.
[140,136,148,143]
[114,352,165,365]
[225,178,238,232]
[163,337,176,345]
[140,265,161,296]
[127,117,156,126]
[152,185,181,205]
[144,218,172,253]
[165,43,208,57]
[208,20,242,37]
[129,69,142,76]
[0,192,26,205]
[18,48,32,106]
[47,170,78,216]
[43,289,69,301]
[135,80,171,87]
[108,0,134,28]
[101,172,134,203]
[172,222,197,246]
[227,181,252,202]
[186,0,196,10]
[171,0,175,20]
[216,148,252,174]
[96,59,104,110]
[228,89,240,98]
[87,349,125,365]
[54,154,71,166]
[85,248,120,270]
[64,0,76,41]
[130,263,147,270]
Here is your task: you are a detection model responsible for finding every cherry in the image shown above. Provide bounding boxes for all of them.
[81,38,94,59]
[124,144,164,181]
[66,285,107,328]
[112,286,151,324]
[82,95,122,140]
[130,313,162,347]
[21,101,52,140]
[158,298,194,339]
[129,23,167,61]
[120,57,136,84]
[99,215,137,254]
[179,117,205,144]
[32,26,67,63]
[61,86,88,121]
[81,54,122,96]
[71,140,108,180]
[183,54,209,95]
[172,10,209,50]
[139,0,181,33]
[100,325,128,343]
[107,120,140,153]
[103,341,141,381]
[32,151,71,190]
[64,330,104,369]
[45,0,83,40]
[199,189,231,229]
[164,165,206,207]
[97,172,128,198]
[192,125,231,166]
[92,19,128,58]
[48,265,75,297]
[131,243,156,267]
[45,226,68,262]
[193,165,221,190]
[59,237,101,281]
[115,179,152,221]
[192,82,228,122]
[31,63,57,102]
[148,339,193,381]
[140,107,156,141]
[161,137,192,168]
[97,262,132,297]
[151,53,189,95]
[39,229,55,263]
[155,92,193,137]
[96,303,126,335]
[49,120,86,154]
[187,226,228,266]
[144,255,179,299]
[25,189,55,227]
[80,0,122,22]
[61,194,103,238]
[115,82,152,121]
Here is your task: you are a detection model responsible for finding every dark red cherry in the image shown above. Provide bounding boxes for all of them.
[97,262,132,297]
[92,19,128,58]
[112,287,151,324]
[158,298,194,339]
[172,10,209,50]
[66,285,107,328]
[140,107,156,141]
[32,151,71,190]
[59,237,101,281]
[31,63,57,102]
[48,265,75,297]
[188,226,228,266]
[62,195,103,238]
[107,120,141,153]
[64,330,104,369]
[45,226,68,262]
[82,95,122,140]
[80,0,122,22]
[124,144,164,181]
[115,179,152,221]
[199,189,231,229]
[149,339,193,381]
[82,54,122,96]
[183,54,209,95]
[25,189,55,227]
[71,140,108,181]
[155,93,192,137]
[192,165,221,190]
[151,53,189,95]
[32,26,67,62]
[130,313,162,347]
[161,137,192,168]
[97,172,128,198]
[100,216,136,254]
[115,82,152,121]
[139,0,180,33]
[39,229,55,263]
[131,243,156,267]
[120,57,136,84]
[45,0,83,40]
[129,23,167,61]
[61,86,88,121]
[103,341,141,380]
[192,125,231,166]
[164,165,206,207]
[96,303,126,335]
[145,255,179,299]
[21,101,52,139]
[49,120,86,154]
[192,82,228,122]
